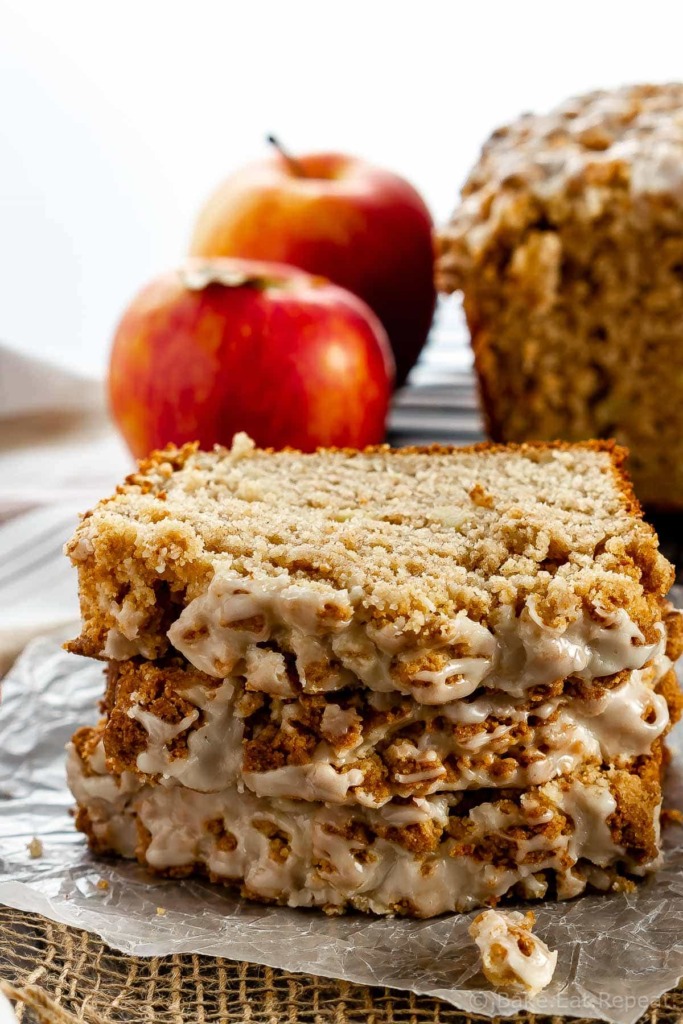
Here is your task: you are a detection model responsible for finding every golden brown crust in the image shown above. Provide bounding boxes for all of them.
[608,741,665,864]
[657,668,683,729]
[74,806,115,857]
[71,724,105,777]
[664,604,683,662]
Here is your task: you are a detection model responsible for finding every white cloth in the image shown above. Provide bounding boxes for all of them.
[0,346,104,420]
[0,343,132,672]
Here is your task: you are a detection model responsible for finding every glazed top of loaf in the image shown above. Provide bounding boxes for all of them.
[438,83,683,284]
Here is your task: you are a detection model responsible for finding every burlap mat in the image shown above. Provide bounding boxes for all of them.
[1,907,682,1024]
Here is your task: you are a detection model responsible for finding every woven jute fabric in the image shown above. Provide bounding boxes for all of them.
[1,907,682,1024]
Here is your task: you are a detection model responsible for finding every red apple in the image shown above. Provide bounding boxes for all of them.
[108,257,394,458]
[189,143,436,385]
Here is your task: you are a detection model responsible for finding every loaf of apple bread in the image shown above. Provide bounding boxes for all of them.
[437,83,683,508]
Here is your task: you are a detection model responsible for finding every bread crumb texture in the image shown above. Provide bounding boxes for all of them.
[26,837,43,859]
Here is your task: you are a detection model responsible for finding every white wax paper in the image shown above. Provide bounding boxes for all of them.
[1,637,683,1024]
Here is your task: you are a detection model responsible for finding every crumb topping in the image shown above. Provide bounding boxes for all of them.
[439,83,683,287]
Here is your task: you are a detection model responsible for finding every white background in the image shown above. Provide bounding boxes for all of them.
[2,0,683,375]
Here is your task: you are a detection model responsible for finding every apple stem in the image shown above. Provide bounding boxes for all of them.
[266,134,306,177]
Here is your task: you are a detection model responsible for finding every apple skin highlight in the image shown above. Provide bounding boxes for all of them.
[108,257,395,458]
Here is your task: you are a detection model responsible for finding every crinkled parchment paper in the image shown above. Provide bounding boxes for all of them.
[1,638,683,1024]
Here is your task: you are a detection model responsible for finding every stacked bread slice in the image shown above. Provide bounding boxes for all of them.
[65,435,682,916]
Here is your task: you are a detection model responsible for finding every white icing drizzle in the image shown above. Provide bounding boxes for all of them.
[543,776,621,866]
[243,764,365,803]
[444,86,683,264]
[68,739,656,917]
[103,629,143,661]
[129,706,199,751]
[66,737,140,858]
[128,679,243,792]
[142,574,666,706]
[244,647,296,697]
[111,658,671,804]
[320,704,361,743]
[469,909,558,995]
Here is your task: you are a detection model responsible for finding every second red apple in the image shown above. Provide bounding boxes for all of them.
[108,258,394,458]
